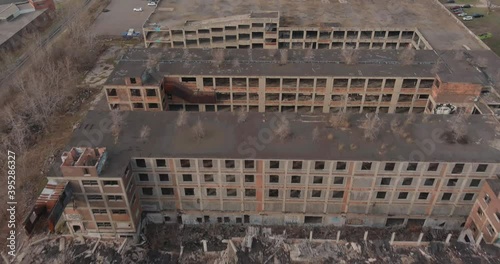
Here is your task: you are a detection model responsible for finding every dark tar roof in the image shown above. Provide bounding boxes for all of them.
[55,111,500,177]
[104,48,500,87]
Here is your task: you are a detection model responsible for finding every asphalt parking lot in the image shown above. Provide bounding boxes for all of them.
[91,0,154,36]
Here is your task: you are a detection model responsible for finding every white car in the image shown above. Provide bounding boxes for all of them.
[133,7,143,12]
[462,16,473,21]
[147,2,157,6]
[457,12,467,17]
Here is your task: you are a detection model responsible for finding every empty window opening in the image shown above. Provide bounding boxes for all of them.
[269,189,279,197]
[245,175,254,183]
[290,190,301,198]
[407,163,418,171]
[292,161,303,170]
[463,193,474,201]
[139,173,149,181]
[204,174,214,182]
[227,189,237,196]
[428,163,439,171]
[207,188,217,196]
[361,162,372,170]
[313,176,323,184]
[381,178,392,185]
[226,175,236,182]
[225,160,235,168]
[162,188,174,195]
[447,179,458,187]
[291,176,301,183]
[402,178,413,186]
[180,159,191,168]
[384,163,395,171]
[386,218,405,227]
[269,175,279,183]
[470,179,481,187]
[336,162,347,170]
[315,161,325,170]
[376,192,387,199]
[270,160,280,169]
[245,160,255,169]
[418,192,429,200]
[398,192,408,199]
[184,188,195,196]
[183,174,193,182]
[304,216,323,224]
[332,191,344,198]
[442,193,452,201]
[312,190,322,197]
[476,164,488,172]
[424,178,435,186]
[245,189,256,197]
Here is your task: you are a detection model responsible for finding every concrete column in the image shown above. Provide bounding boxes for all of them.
[336,230,341,243]
[364,231,368,242]
[445,234,452,244]
[390,232,396,245]
[417,233,424,246]
[309,231,313,241]
[201,240,208,252]
[475,233,483,246]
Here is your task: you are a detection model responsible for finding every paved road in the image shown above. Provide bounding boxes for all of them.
[91,0,154,36]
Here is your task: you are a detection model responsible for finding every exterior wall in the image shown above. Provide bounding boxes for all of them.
[106,75,438,114]
[431,76,482,114]
[144,17,433,51]
[29,0,56,10]
[105,83,165,111]
[465,181,500,245]
[130,157,498,229]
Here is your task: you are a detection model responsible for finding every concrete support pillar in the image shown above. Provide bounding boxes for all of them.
[390,232,396,245]
[417,233,424,246]
[309,231,313,241]
[476,233,483,247]
[364,231,368,242]
[445,234,452,244]
[336,230,341,243]
[201,240,208,252]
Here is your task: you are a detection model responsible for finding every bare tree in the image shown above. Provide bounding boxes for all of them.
[182,48,190,59]
[110,110,124,144]
[390,118,404,136]
[341,49,358,65]
[329,111,350,129]
[312,126,320,142]
[450,109,469,142]
[359,113,383,141]
[236,108,248,123]
[486,0,493,14]
[279,49,289,65]
[192,118,205,140]
[267,49,277,60]
[273,116,292,141]
[431,58,444,75]
[139,125,151,142]
[398,44,415,65]
[247,49,253,62]
[176,110,188,127]
[232,58,241,69]
[212,49,225,67]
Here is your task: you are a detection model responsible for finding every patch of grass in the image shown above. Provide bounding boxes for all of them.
[462,8,500,55]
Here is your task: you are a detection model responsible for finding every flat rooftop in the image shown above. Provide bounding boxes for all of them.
[104,48,500,86]
[146,0,486,50]
[52,111,500,177]
[0,7,44,47]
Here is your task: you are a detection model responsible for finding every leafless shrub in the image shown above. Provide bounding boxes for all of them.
[338,143,344,150]
[304,48,314,61]
[279,49,289,65]
[192,118,205,140]
[329,112,350,129]
[267,49,277,59]
[146,52,162,73]
[449,109,469,142]
[273,116,292,141]
[247,49,253,61]
[422,114,431,123]
[176,110,187,127]
[341,49,358,65]
[212,49,225,67]
[327,133,334,140]
[350,143,357,150]
[359,113,383,141]
[236,108,248,123]
[431,58,444,75]
[110,110,124,144]
[232,58,241,68]
[139,125,151,142]
[390,118,404,136]
[404,113,416,127]
[398,44,415,65]
[182,48,190,59]
[312,127,320,142]
[486,0,493,14]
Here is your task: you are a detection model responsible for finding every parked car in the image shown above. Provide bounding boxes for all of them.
[450,6,461,10]
[452,9,463,14]
[461,4,471,8]
[133,7,143,12]
[472,14,484,18]
[446,0,455,3]
[462,16,473,21]
[457,12,467,17]
[478,32,492,40]
[147,2,157,6]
